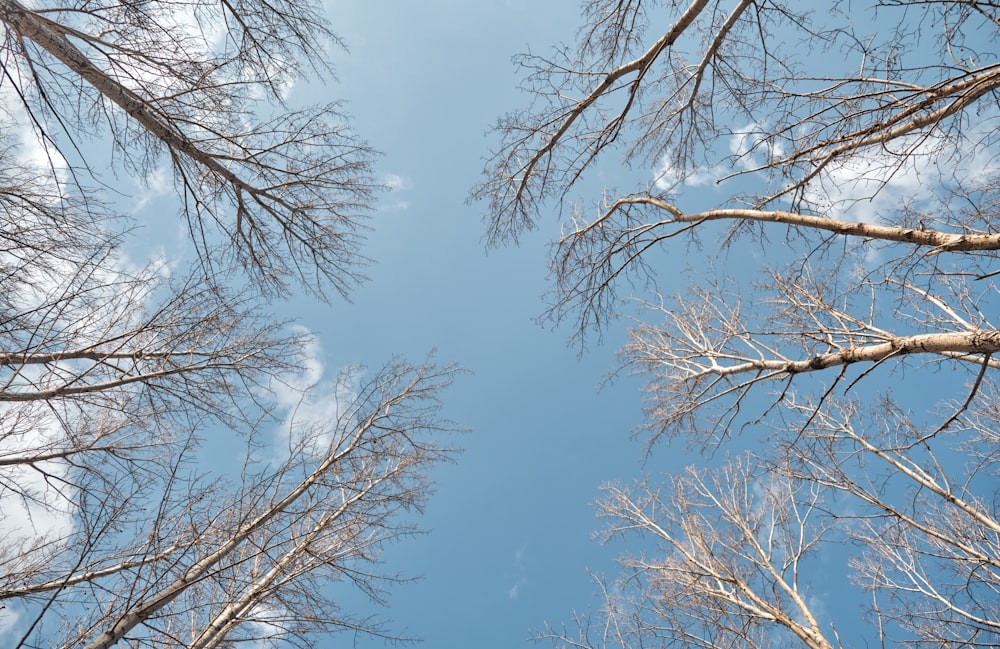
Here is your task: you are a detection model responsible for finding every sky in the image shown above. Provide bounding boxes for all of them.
[138,2,901,646]
[263,4,998,646]
[291,3,659,645]
[246,1,689,646]
[225,1,668,646]
[0,3,670,647]
[4,2,994,648]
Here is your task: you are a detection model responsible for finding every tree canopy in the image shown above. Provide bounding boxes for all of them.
[476,1,1000,647]
[0,2,457,647]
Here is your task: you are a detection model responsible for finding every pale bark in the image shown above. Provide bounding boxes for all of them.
[0,2,437,647]
[478,2,1000,648]
[590,196,1000,253]
[0,0,378,297]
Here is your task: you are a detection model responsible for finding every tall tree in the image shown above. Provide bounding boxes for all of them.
[476,1,1000,646]
[0,2,457,647]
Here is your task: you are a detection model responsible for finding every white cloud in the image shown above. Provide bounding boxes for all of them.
[802,117,1000,226]
[379,174,415,212]
[269,329,355,459]
[245,603,289,647]
[0,605,20,649]
[728,123,768,169]
[272,328,324,407]
[131,164,173,214]
[17,129,67,183]
[0,173,169,569]
[0,404,78,548]
[653,156,717,191]
[803,142,935,223]
[506,545,527,599]
[652,123,781,192]
[385,173,414,191]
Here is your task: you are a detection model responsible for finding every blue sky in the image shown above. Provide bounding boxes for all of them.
[0,3,671,646]
[235,1,667,646]
[272,4,994,646]
[204,3,858,646]
[6,1,992,648]
[303,3,657,645]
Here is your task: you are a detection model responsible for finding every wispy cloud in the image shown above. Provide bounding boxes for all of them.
[507,545,528,599]
[131,164,173,214]
[653,156,717,191]
[651,123,777,191]
[0,139,174,563]
[380,173,414,212]
[245,603,290,648]
[268,328,356,459]
[385,173,414,191]
[0,605,21,649]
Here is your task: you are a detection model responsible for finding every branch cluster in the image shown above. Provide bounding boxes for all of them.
[475,1,1000,648]
[0,2,455,648]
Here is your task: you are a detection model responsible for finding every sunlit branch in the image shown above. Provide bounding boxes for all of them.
[589,196,1000,253]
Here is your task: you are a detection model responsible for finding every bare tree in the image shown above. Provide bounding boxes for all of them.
[0,0,378,298]
[2,358,458,649]
[785,395,1000,648]
[536,401,1000,649]
[476,1,1000,647]
[537,457,840,649]
[0,2,457,647]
